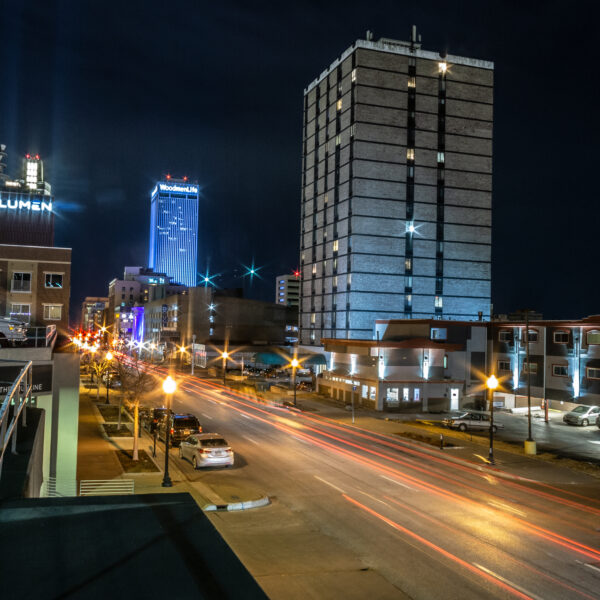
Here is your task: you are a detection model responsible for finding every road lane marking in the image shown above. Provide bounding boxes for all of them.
[292,436,309,444]
[380,475,418,492]
[584,562,600,574]
[359,490,390,506]
[241,413,253,420]
[200,413,213,420]
[472,563,541,600]
[314,476,346,494]
[487,500,526,517]
[242,435,258,445]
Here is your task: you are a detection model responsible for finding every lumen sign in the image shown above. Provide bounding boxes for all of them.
[158,183,198,194]
[0,198,53,212]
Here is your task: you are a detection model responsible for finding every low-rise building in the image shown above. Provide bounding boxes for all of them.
[0,244,71,335]
[318,316,600,412]
[275,274,300,307]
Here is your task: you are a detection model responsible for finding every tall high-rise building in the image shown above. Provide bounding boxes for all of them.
[148,177,199,287]
[0,147,54,246]
[299,28,493,344]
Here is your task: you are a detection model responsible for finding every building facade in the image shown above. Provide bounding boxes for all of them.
[275,274,300,307]
[0,244,71,334]
[148,178,199,287]
[0,147,54,246]
[300,29,493,344]
[80,297,109,331]
[318,316,600,412]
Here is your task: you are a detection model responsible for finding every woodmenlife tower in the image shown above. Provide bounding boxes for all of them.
[299,28,493,344]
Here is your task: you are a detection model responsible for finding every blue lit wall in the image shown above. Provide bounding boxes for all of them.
[148,181,199,287]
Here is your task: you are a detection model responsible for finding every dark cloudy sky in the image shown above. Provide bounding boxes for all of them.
[1,0,598,325]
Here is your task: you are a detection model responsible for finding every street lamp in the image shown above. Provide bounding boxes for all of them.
[105,351,113,404]
[290,357,299,407]
[162,375,177,487]
[222,351,229,386]
[486,374,498,465]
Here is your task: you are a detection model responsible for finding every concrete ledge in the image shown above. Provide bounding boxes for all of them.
[203,495,270,512]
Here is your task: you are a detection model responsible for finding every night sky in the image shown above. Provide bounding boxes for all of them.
[1,1,598,325]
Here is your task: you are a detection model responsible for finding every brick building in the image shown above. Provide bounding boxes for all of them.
[0,244,71,334]
[300,28,493,343]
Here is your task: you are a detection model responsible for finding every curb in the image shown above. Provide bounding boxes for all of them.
[203,495,271,512]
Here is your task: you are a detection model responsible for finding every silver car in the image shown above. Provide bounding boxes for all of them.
[179,433,234,469]
[563,405,600,427]
[443,411,503,433]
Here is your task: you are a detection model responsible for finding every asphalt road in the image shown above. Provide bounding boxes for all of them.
[139,365,600,600]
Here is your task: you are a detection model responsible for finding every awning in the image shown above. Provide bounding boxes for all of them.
[301,354,327,366]
[252,352,288,366]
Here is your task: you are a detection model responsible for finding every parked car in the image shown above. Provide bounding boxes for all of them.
[563,405,600,427]
[442,411,503,433]
[140,407,168,433]
[158,413,202,446]
[179,433,234,469]
[0,317,27,347]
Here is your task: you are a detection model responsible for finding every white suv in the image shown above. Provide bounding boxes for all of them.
[0,318,28,347]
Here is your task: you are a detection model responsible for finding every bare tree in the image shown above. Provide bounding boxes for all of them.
[90,356,111,401]
[115,354,154,460]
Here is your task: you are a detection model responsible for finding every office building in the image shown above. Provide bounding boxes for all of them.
[80,297,109,331]
[148,177,199,287]
[275,273,300,307]
[300,29,493,344]
[0,146,54,246]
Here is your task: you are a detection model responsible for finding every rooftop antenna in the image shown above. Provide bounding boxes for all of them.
[410,25,417,51]
[366,30,373,41]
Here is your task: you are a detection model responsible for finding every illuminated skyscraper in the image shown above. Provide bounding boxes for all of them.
[148,177,199,287]
[299,28,493,343]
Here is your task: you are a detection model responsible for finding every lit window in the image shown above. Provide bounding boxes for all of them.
[43,304,62,320]
[437,152,445,163]
[279,292,284,296]
[439,62,447,74]
[333,240,339,252]
[552,365,568,377]
[312,264,317,275]
[406,221,415,234]
[45,273,63,288]
[406,294,412,304]
[405,258,412,271]
[324,193,328,204]
[435,296,443,308]
[408,76,416,88]
[523,362,538,375]
[11,272,31,293]
[554,331,569,344]
[336,99,342,111]
[431,328,447,340]
[350,124,356,137]
[279,286,285,290]
[351,68,357,82]
[310,313,316,324]
[498,360,511,372]
[10,304,31,323]
[335,135,341,146]
[406,148,415,161]
[443,355,448,369]
[587,330,600,345]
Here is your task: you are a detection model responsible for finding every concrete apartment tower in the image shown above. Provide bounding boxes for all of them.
[299,28,493,344]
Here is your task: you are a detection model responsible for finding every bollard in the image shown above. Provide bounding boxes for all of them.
[440,433,444,450]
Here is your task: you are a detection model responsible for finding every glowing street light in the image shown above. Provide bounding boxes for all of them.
[290,356,300,407]
[105,351,114,404]
[486,374,499,465]
[161,375,177,487]
[221,351,229,386]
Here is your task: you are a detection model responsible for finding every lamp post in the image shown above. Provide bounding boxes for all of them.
[486,374,498,465]
[291,357,299,407]
[105,351,113,404]
[350,372,356,424]
[222,351,229,386]
[191,334,196,376]
[162,375,177,487]
[523,311,536,455]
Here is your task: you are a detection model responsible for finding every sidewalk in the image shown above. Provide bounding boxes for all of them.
[76,384,266,509]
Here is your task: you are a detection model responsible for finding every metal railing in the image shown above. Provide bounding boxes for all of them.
[41,477,77,497]
[0,361,32,482]
[79,479,135,496]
